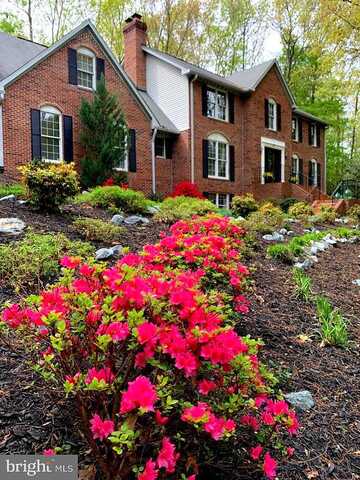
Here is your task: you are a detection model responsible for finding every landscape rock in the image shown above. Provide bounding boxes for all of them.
[110,245,124,256]
[262,232,284,242]
[17,200,28,205]
[124,215,150,225]
[312,240,329,252]
[323,234,337,245]
[95,248,114,261]
[111,214,125,225]
[294,258,313,270]
[0,218,26,235]
[279,228,288,235]
[284,390,315,411]
[235,215,245,221]
[146,205,160,214]
[352,279,360,286]
[0,194,16,202]
[286,230,294,236]
[335,217,349,224]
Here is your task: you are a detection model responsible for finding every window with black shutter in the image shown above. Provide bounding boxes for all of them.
[128,129,136,172]
[30,109,41,160]
[202,139,209,178]
[63,115,73,162]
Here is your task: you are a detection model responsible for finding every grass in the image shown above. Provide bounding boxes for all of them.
[267,244,294,263]
[316,296,348,347]
[292,268,312,301]
[0,183,25,198]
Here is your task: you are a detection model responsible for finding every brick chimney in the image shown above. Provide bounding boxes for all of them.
[123,13,147,90]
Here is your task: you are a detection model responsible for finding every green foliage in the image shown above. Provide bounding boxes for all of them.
[292,268,312,302]
[0,231,94,293]
[0,183,25,198]
[231,193,259,218]
[267,244,294,263]
[316,296,348,347]
[73,217,124,242]
[76,186,148,213]
[279,197,298,213]
[243,204,284,234]
[79,77,128,188]
[0,12,24,35]
[318,205,336,223]
[288,202,313,218]
[19,161,80,211]
[154,196,217,223]
[348,204,360,222]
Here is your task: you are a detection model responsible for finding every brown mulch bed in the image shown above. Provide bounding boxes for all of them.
[242,241,360,480]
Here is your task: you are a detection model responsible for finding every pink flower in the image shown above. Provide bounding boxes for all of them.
[198,379,217,395]
[155,410,169,426]
[200,331,248,366]
[240,414,260,431]
[203,414,235,440]
[2,304,25,328]
[250,445,263,460]
[287,411,299,435]
[85,367,115,385]
[60,256,81,269]
[156,437,179,473]
[287,447,295,457]
[263,452,277,479]
[96,322,129,341]
[120,376,158,414]
[90,414,114,441]
[181,402,210,423]
[137,322,157,345]
[43,449,55,456]
[138,459,158,480]
[261,411,275,426]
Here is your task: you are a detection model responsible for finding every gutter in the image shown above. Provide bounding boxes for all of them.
[151,128,158,194]
[190,74,198,183]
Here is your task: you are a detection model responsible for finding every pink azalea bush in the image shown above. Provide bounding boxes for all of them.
[2,215,298,479]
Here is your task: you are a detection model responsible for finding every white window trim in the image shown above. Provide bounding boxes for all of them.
[207,86,229,122]
[0,104,3,167]
[291,154,300,184]
[114,134,129,172]
[155,136,166,158]
[260,137,285,185]
[268,98,277,132]
[77,47,96,91]
[292,117,299,142]
[310,123,317,147]
[207,133,230,180]
[40,105,63,163]
[208,193,230,209]
[310,158,318,187]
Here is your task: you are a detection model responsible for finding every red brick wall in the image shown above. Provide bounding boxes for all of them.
[1,27,154,193]
[123,17,147,90]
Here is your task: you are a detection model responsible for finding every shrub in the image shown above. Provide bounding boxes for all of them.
[267,244,294,263]
[170,181,204,198]
[19,161,79,211]
[102,171,128,187]
[3,215,298,480]
[76,186,148,213]
[232,193,259,218]
[348,204,360,222]
[154,196,217,222]
[288,202,313,219]
[0,231,94,293]
[72,218,124,242]
[316,296,348,347]
[292,268,312,302]
[318,205,336,224]
[0,183,25,198]
[243,206,284,234]
[279,198,298,213]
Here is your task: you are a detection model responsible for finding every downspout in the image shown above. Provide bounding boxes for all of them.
[190,74,198,183]
[0,87,5,169]
[324,127,327,195]
[151,127,158,195]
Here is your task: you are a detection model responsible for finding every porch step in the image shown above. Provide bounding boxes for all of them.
[312,199,345,214]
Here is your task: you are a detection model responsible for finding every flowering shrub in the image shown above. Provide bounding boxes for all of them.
[155,196,217,223]
[170,181,204,199]
[2,215,298,479]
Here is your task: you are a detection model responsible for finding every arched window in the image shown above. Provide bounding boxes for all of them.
[268,98,277,131]
[40,105,62,163]
[207,133,229,179]
[77,47,96,89]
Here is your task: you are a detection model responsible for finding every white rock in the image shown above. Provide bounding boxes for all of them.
[124,215,149,225]
[95,248,114,260]
[0,194,16,202]
[146,205,160,214]
[111,214,125,225]
[0,217,25,235]
[279,228,288,235]
[17,199,28,205]
[110,245,124,256]
[352,279,360,286]
[262,232,284,242]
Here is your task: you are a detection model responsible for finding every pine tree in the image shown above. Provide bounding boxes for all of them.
[79,76,128,188]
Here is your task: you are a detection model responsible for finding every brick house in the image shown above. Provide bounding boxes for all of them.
[0,13,327,206]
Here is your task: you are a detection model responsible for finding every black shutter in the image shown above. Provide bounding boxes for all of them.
[299,158,303,185]
[229,193,234,207]
[96,57,105,83]
[129,129,136,172]
[308,123,312,145]
[264,99,269,128]
[317,163,321,189]
[228,92,234,123]
[298,118,303,142]
[201,84,208,116]
[277,103,281,131]
[30,109,41,160]
[202,139,209,178]
[68,48,77,85]
[308,160,312,186]
[316,125,321,148]
[165,137,173,159]
[63,115,73,162]
[229,145,235,181]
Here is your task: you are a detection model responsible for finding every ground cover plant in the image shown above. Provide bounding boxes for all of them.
[2,215,298,480]
[76,186,149,214]
[348,204,360,222]
[288,202,313,219]
[154,196,217,222]
[72,217,124,242]
[0,183,25,198]
[292,268,312,302]
[0,231,94,294]
[316,296,348,347]
[19,162,80,211]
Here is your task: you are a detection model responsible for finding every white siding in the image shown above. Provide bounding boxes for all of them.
[0,104,3,167]
[146,55,189,131]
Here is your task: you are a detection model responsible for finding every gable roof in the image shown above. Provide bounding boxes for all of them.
[0,20,178,134]
[142,46,247,94]
[0,32,46,81]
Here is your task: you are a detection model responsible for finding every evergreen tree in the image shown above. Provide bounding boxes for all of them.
[79,76,128,188]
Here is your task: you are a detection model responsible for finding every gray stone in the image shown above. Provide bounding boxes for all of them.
[0,194,16,202]
[111,214,125,225]
[95,248,114,261]
[337,237,348,243]
[279,228,288,235]
[348,236,359,244]
[124,215,149,225]
[262,232,284,242]
[284,390,315,411]
[0,218,26,235]
[17,200,28,205]
[294,258,313,270]
[352,279,360,286]
[146,205,160,214]
[286,230,294,236]
[310,245,318,255]
[313,240,329,252]
[110,244,124,256]
[335,217,349,224]
[323,234,337,245]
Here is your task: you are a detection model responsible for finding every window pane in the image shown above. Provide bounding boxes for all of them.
[218,142,227,160]
[77,53,93,73]
[218,194,227,208]
[207,90,216,118]
[218,160,226,177]
[208,157,216,176]
[207,193,217,204]
[78,70,93,89]
[208,140,216,159]
[41,136,60,161]
[41,112,59,138]
[217,92,226,120]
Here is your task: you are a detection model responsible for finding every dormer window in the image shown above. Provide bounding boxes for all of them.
[206,87,227,121]
[77,48,96,90]
[309,123,318,146]
[267,99,277,131]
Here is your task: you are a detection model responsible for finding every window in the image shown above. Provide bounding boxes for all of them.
[155,136,166,158]
[207,193,230,209]
[40,106,62,162]
[207,88,227,121]
[207,133,229,179]
[310,123,317,146]
[268,99,277,131]
[77,48,95,89]
[291,155,300,184]
[309,159,317,186]
[292,117,299,141]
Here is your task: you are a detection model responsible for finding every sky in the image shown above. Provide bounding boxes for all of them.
[2,0,283,63]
